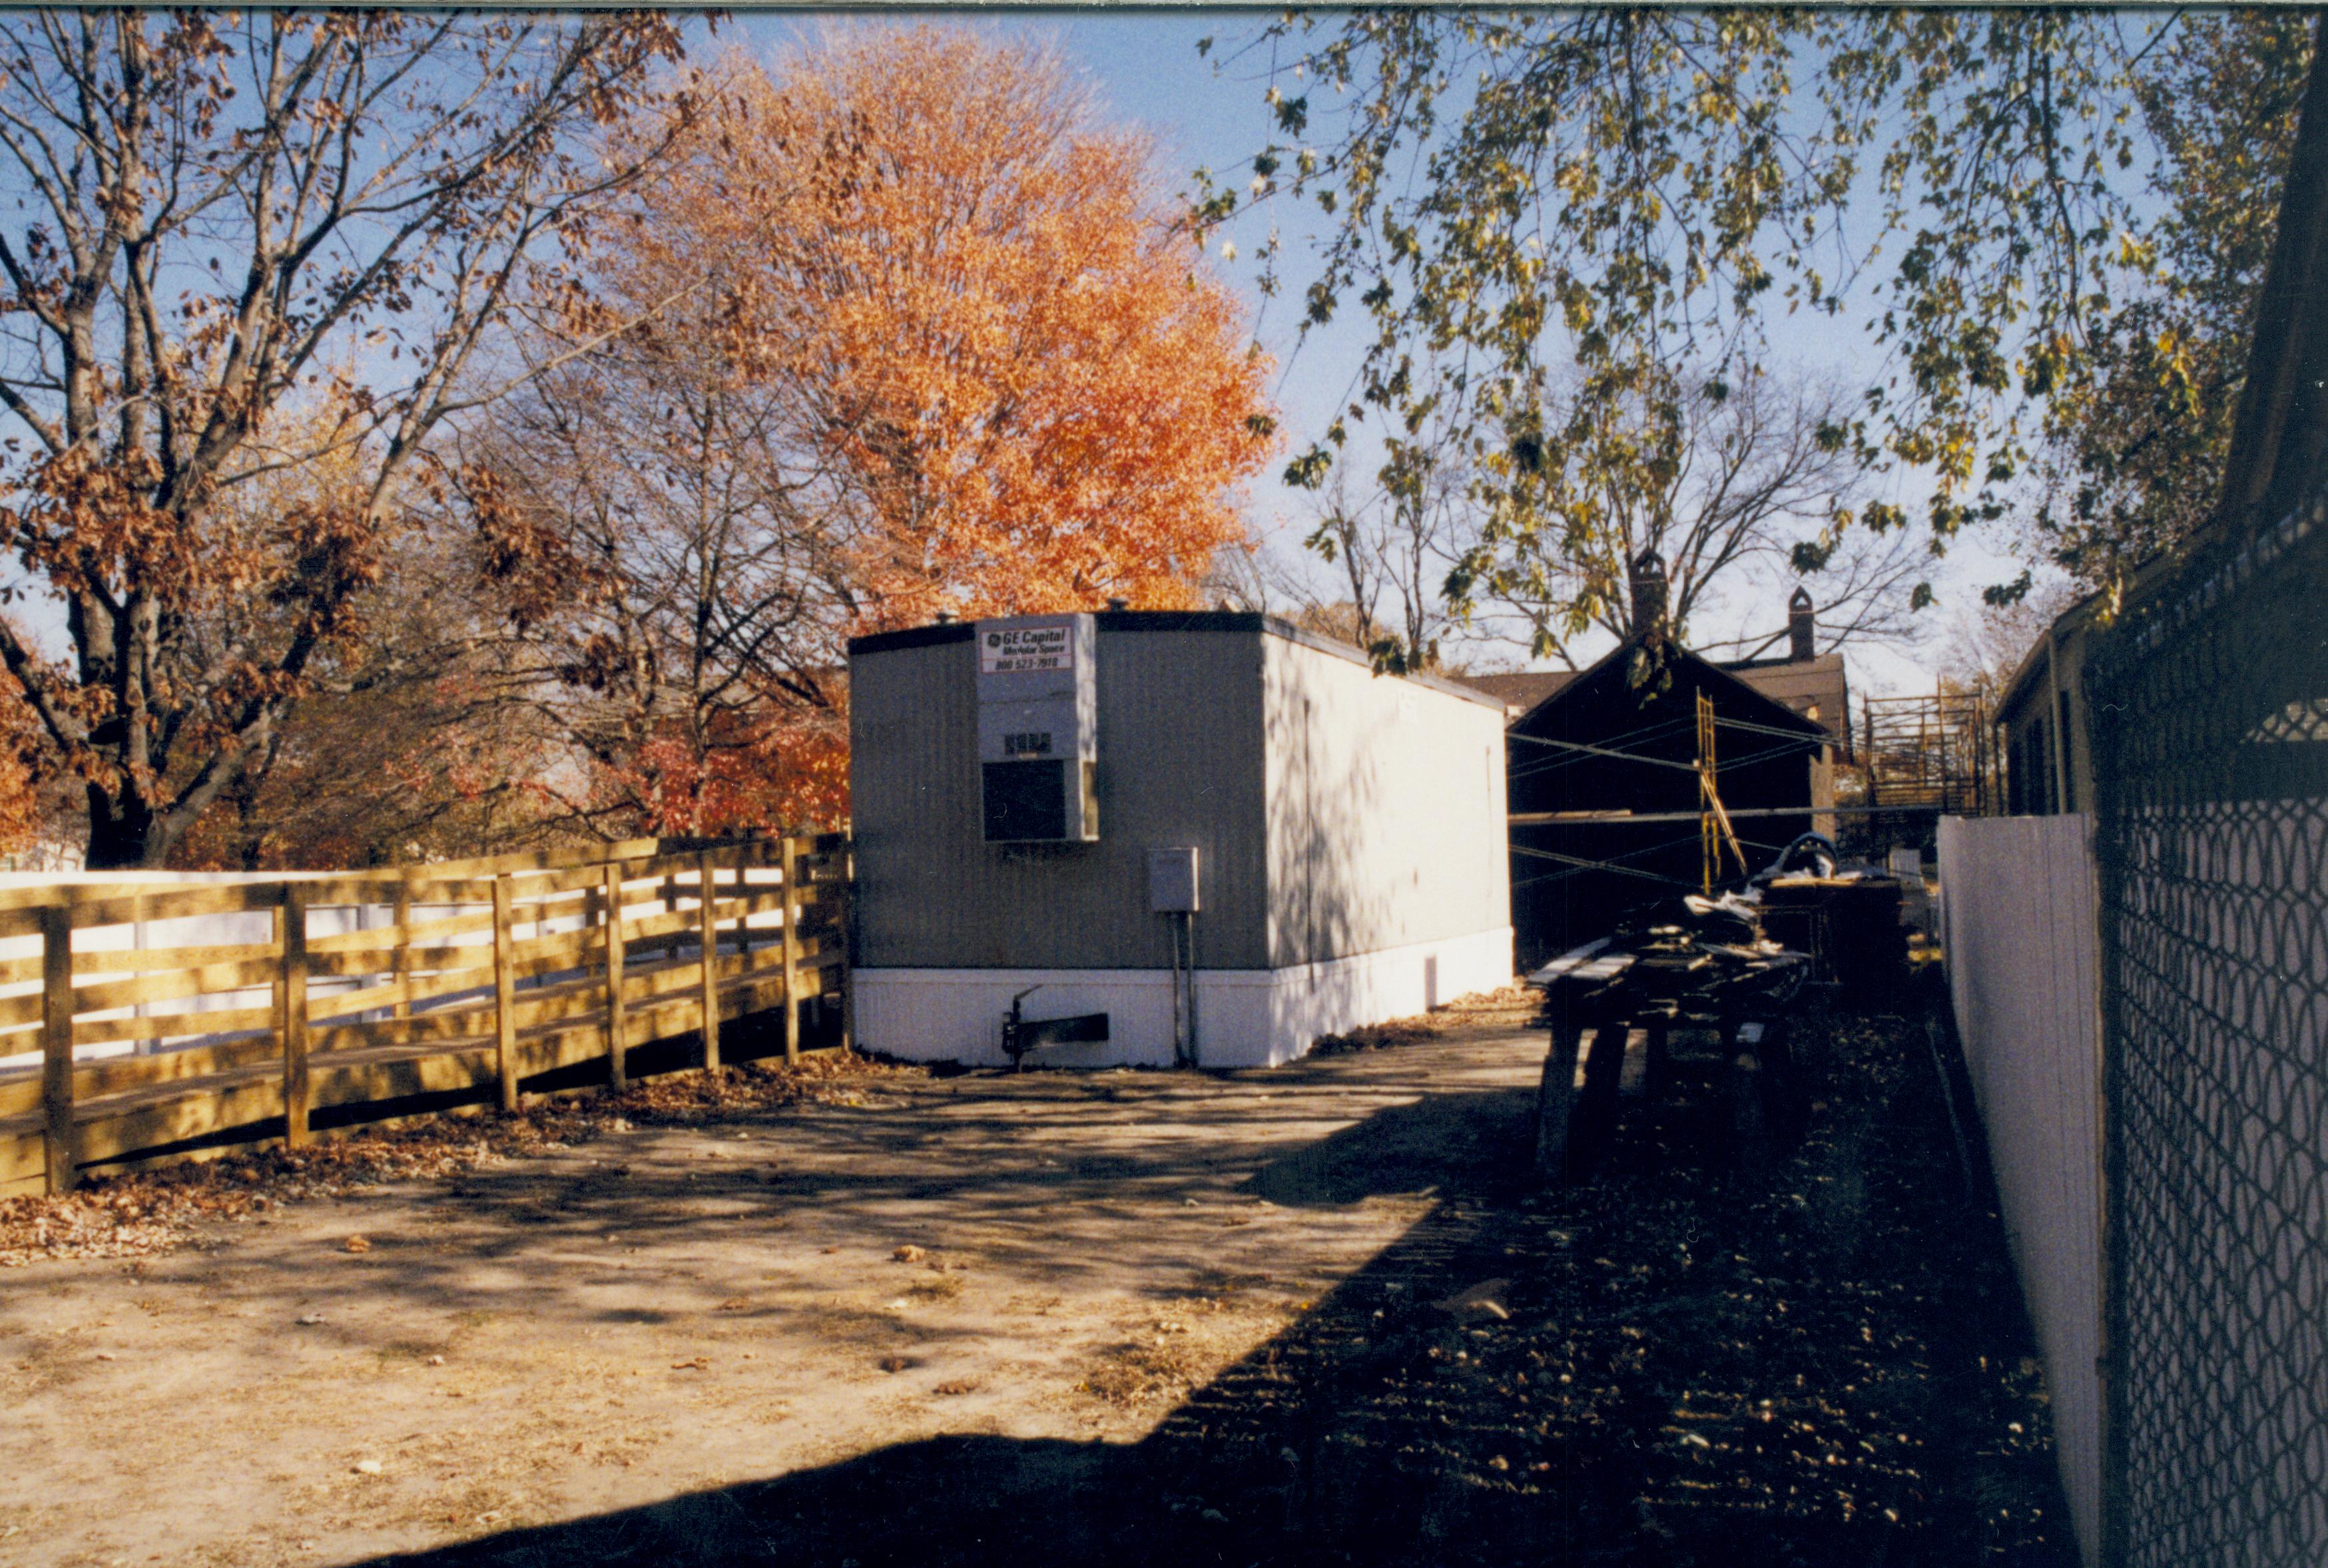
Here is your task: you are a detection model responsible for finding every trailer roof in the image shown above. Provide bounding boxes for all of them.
[848,609,1507,712]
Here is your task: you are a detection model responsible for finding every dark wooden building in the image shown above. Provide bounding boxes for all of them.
[1494,558,1837,967]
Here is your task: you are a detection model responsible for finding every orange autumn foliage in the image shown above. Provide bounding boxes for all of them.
[601,703,851,840]
[0,644,47,858]
[477,26,1276,842]
[629,28,1277,629]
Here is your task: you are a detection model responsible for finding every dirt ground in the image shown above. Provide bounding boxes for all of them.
[0,991,2075,1568]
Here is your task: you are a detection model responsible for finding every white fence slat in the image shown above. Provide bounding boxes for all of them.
[1938,813,2105,1567]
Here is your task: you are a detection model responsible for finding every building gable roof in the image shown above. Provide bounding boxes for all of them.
[1455,650,1847,742]
[1508,635,1829,740]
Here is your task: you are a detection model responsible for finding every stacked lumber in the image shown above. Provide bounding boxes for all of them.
[1757,875,1908,999]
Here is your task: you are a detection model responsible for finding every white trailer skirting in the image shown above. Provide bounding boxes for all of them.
[854,924,1515,1069]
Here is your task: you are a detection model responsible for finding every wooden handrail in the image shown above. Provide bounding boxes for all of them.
[0,834,790,923]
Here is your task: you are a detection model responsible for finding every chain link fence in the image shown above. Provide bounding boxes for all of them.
[2088,494,2328,1567]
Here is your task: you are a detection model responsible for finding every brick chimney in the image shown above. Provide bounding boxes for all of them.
[1787,587,1815,661]
[1628,549,1669,643]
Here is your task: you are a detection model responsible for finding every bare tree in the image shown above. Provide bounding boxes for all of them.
[462,317,859,839]
[1934,574,2086,708]
[156,518,563,870]
[0,12,689,866]
[1301,431,1480,671]
[1464,367,1924,665]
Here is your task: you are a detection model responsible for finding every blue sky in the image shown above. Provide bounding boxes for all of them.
[736,10,2020,694]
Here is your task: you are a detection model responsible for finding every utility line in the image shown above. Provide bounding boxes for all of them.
[1512,802,1919,825]
[1516,712,1693,752]
[1508,828,1707,886]
[1506,718,1696,782]
[1510,842,1702,888]
[1509,828,1816,894]
[1703,734,1829,772]
[1713,715,1834,746]
[1508,714,1819,784]
[1508,714,1695,766]
[1514,732,1819,797]
[1506,730,1702,772]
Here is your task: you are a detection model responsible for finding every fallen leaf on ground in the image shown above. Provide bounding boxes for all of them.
[342,1235,372,1254]
[0,1051,918,1269]
[1310,988,1540,1055]
[1434,1278,1514,1323]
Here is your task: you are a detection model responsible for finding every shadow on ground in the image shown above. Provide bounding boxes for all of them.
[362,997,2078,1568]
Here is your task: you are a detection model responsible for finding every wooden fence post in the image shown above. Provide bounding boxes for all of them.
[281,883,311,1149]
[781,836,802,1065]
[39,904,75,1195]
[697,850,722,1071]
[392,884,413,1023]
[492,874,519,1113]
[663,868,684,965]
[129,891,150,1055]
[839,839,856,1055]
[603,860,629,1089]
[847,837,866,1056]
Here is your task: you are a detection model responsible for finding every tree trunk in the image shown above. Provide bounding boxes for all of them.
[234,773,266,872]
[81,784,166,870]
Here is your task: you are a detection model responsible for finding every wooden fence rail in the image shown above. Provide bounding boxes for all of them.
[0,834,850,1197]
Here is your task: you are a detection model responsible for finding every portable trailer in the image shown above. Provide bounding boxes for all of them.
[846,609,1515,1068]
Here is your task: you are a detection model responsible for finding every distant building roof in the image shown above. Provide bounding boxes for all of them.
[1721,653,1851,743]
[1452,670,1578,720]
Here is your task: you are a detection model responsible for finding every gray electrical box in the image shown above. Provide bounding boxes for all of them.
[1147,845,1199,913]
[976,613,1098,842]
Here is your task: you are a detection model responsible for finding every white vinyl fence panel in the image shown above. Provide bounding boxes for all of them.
[1937,813,2104,1567]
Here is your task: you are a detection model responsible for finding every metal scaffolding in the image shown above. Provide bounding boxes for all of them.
[1846,689,1996,848]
